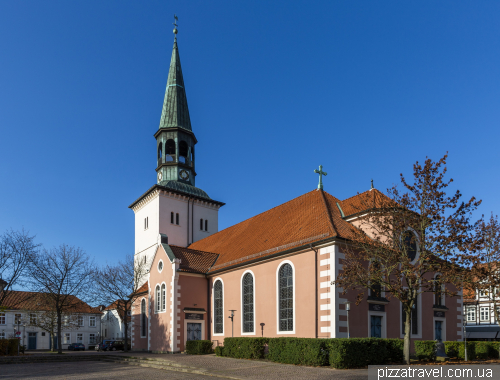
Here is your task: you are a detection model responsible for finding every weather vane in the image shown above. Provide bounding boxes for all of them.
[173,14,178,36]
[314,165,327,190]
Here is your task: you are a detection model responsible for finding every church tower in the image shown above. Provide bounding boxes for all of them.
[129,27,224,268]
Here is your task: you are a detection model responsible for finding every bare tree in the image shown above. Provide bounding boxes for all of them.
[333,154,481,364]
[470,214,500,325]
[93,255,148,351]
[0,229,39,308]
[28,244,95,354]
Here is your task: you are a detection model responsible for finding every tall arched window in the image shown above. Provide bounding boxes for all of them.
[403,230,418,261]
[155,285,160,313]
[369,261,381,298]
[214,280,223,334]
[278,263,293,332]
[166,139,175,162]
[161,284,166,311]
[157,143,163,165]
[242,273,254,333]
[179,141,188,163]
[141,299,147,337]
[434,275,442,306]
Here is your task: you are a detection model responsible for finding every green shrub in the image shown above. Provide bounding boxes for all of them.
[414,340,436,361]
[223,338,269,359]
[214,346,224,357]
[485,342,500,359]
[475,342,490,359]
[327,338,396,369]
[267,338,329,366]
[459,342,476,360]
[185,340,213,355]
[0,339,19,356]
[444,341,461,358]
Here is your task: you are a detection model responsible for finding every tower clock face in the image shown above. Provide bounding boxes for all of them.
[179,169,189,181]
[157,171,163,182]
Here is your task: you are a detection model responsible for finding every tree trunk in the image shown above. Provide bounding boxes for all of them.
[50,333,55,352]
[57,312,62,354]
[404,309,412,364]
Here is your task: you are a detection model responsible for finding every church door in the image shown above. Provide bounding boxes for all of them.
[435,321,443,341]
[187,323,202,341]
[370,316,382,338]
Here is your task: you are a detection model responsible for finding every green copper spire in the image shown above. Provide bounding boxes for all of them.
[158,31,192,131]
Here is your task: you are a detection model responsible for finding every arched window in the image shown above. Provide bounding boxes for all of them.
[434,275,442,306]
[161,284,166,311]
[278,263,293,332]
[242,273,254,333]
[141,299,147,337]
[402,230,418,261]
[157,143,163,165]
[166,139,175,162]
[205,220,208,231]
[214,280,223,334]
[369,261,381,298]
[155,285,160,313]
[200,218,203,230]
[179,141,188,163]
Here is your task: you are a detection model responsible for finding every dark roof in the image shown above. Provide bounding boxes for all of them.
[189,189,360,272]
[0,291,100,314]
[158,38,191,132]
[169,245,219,274]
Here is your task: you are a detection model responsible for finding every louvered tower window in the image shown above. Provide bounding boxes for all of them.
[279,263,293,332]
[242,273,254,333]
[214,280,223,334]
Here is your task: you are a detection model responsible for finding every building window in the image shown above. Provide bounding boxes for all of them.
[78,315,84,327]
[166,139,175,161]
[89,334,96,344]
[205,220,208,232]
[278,263,294,332]
[200,218,203,230]
[141,299,147,337]
[156,285,161,313]
[480,307,489,321]
[214,280,223,334]
[161,284,166,311]
[369,261,381,298]
[179,141,188,163]
[64,333,70,344]
[371,316,382,338]
[171,212,174,224]
[14,314,22,324]
[467,306,476,321]
[176,213,179,225]
[434,275,442,306]
[242,272,254,333]
[402,230,418,261]
[89,316,96,327]
[0,331,5,339]
[0,313,5,325]
[479,290,489,298]
[158,261,163,272]
[77,333,83,343]
[401,300,418,335]
[144,217,149,230]
[30,313,37,325]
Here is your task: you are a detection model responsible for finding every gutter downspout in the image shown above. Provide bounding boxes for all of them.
[310,243,319,339]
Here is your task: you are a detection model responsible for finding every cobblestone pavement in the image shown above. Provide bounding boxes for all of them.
[0,361,215,380]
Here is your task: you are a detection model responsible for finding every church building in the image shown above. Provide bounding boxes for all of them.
[130,31,463,353]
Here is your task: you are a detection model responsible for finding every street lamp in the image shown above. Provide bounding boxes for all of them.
[344,301,351,338]
[228,310,236,338]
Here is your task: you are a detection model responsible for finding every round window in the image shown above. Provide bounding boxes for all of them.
[158,261,163,272]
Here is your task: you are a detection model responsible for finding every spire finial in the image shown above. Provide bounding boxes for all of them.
[370,179,374,190]
[173,14,178,38]
[314,165,327,190]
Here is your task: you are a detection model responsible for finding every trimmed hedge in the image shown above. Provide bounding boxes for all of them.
[414,340,436,361]
[444,341,476,360]
[222,338,270,359]
[267,338,329,366]
[0,339,19,356]
[327,338,403,369]
[214,346,224,357]
[185,340,213,355]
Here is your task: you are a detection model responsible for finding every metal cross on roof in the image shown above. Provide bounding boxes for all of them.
[314,165,327,190]
[173,14,179,35]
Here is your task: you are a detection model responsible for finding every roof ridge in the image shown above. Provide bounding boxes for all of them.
[319,190,338,236]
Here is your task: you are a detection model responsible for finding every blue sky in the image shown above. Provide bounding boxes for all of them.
[1,1,499,265]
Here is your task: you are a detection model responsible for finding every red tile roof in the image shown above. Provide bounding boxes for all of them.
[135,282,148,295]
[0,291,100,314]
[340,189,393,217]
[189,189,361,272]
[169,245,219,274]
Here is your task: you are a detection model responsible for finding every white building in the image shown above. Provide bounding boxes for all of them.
[101,300,131,340]
[0,290,102,350]
[464,287,500,341]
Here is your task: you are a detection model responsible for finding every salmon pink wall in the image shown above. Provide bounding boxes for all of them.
[131,294,149,351]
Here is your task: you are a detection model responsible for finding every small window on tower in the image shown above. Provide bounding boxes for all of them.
[176,213,179,225]
[200,219,203,230]
[166,139,175,162]
[179,141,188,164]
[205,220,208,231]
[144,217,148,230]
[171,212,174,224]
